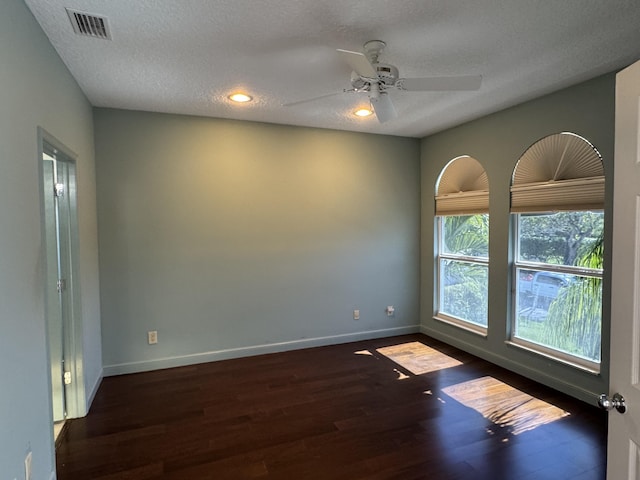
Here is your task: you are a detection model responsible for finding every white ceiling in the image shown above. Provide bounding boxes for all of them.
[24,0,640,138]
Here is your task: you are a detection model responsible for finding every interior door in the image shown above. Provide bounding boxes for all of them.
[607,58,640,478]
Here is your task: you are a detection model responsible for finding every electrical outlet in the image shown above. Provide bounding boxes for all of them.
[385,306,395,317]
[353,309,360,320]
[25,451,32,480]
[148,330,158,344]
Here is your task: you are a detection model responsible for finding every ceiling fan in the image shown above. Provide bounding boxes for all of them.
[284,40,482,123]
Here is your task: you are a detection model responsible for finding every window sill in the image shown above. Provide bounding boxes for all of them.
[505,339,601,376]
[433,314,488,338]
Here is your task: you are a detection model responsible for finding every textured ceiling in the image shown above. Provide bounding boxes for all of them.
[24,0,640,138]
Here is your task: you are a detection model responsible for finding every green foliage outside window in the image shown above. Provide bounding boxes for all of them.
[442,214,489,256]
[440,259,488,326]
[518,211,603,265]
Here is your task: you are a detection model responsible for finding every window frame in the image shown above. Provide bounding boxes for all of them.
[509,212,603,373]
[435,214,489,336]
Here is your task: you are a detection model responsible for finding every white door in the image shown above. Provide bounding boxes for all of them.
[43,150,67,422]
[608,58,640,479]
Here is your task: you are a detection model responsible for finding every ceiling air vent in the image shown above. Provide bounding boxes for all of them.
[66,9,111,40]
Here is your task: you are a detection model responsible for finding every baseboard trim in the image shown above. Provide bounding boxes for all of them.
[104,326,421,376]
[86,368,103,412]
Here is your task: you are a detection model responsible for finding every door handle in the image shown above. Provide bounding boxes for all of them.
[598,393,626,413]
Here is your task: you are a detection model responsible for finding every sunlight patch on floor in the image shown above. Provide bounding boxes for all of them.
[354,350,373,356]
[442,376,570,435]
[393,368,410,380]
[54,420,65,441]
[376,341,463,375]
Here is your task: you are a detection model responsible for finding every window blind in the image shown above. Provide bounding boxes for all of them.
[435,156,489,215]
[511,133,604,212]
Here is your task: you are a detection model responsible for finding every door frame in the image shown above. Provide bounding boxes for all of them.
[38,127,86,422]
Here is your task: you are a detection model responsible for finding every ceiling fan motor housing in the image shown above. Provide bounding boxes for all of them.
[374,63,399,86]
[350,62,399,90]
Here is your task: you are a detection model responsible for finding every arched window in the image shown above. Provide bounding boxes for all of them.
[435,156,489,333]
[510,132,604,370]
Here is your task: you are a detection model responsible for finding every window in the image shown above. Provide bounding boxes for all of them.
[513,212,603,365]
[510,133,604,370]
[435,156,489,332]
[437,214,489,328]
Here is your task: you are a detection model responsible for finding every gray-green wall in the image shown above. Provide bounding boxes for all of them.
[420,73,615,403]
[0,0,102,478]
[94,109,421,374]
[0,3,617,473]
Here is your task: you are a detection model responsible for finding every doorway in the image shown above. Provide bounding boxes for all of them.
[40,129,83,439]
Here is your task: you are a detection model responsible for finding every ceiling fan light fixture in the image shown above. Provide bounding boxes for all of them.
[228,92,253,103]
[354,108,373,117]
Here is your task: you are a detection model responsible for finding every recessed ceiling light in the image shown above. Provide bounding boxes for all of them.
[354,108,373,117]
[228,93,253,103]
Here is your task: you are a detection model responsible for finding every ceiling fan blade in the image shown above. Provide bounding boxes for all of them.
[336,49,378,79]
[282,91,342,107]
[370,93,397,123]
[397,75,482,91]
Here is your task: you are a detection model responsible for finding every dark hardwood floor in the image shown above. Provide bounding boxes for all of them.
[56,334,607,479]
